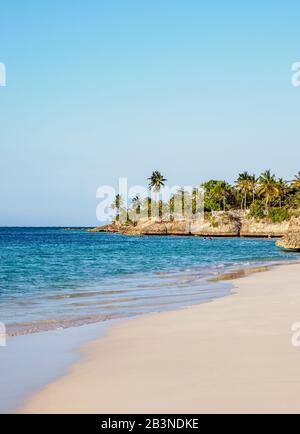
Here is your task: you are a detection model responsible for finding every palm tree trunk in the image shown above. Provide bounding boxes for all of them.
[147,197,151,219]
[159,200,163,222]
[265,196,269,214]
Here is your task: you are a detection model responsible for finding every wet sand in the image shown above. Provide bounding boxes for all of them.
[21,263,300,414]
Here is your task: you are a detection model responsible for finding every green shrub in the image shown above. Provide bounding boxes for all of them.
[211,218,219,228]
[249,200,265,219]
[268,207,290,223]
[286,191,300,209]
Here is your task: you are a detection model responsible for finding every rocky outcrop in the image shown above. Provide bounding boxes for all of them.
[116,219,190,236]
[192,212,241,237]
[92,214,300,238]
[239,217,290,237]
[118,213,240,236]
[289,216,300,232]
[125,222,168,235]
[166,221,191,235]
[276,232,300,251]
[87,224,119,233]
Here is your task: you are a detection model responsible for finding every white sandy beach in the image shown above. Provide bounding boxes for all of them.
[21,263,300,414]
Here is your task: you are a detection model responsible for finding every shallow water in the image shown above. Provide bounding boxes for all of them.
[0,227,299,413]
[0,227,299,336]
[0,320,112,413]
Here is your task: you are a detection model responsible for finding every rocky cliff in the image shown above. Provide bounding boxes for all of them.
[276,232,300,250]
[91,213,300,238]
[275,217,300,250]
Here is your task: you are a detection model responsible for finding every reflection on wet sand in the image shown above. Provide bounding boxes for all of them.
[210,266,270,282]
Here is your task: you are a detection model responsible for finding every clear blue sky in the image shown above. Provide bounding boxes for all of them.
[1,1,300,226]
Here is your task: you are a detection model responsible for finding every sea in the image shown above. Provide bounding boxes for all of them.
[0,227,299,412]
[0,227,299,336]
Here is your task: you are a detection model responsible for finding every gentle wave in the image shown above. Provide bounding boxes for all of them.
[1,228,300,336]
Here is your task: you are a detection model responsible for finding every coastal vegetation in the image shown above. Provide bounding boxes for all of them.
[111,194,123,222]
[111,170,300,225]
[147,170,167,221]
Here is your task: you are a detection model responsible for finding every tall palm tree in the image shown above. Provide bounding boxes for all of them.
[249,174,258,204]
[131,195,141,224]
[291,172,300,190]
[147,171,167,220]
[213,181,231,211]
[148,171,167,192]
[111,194,123,222]
[131,195,141,215]
[235,172,253,210]
[257,170,279,212]
[169,195,175,221]
[276,178,289,208]
[177,187,185,218]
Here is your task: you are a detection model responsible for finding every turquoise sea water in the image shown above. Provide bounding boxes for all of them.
[0,227,299,336]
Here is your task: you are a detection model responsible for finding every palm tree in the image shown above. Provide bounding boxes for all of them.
[257,170,279,212]
[169,195,175,221]
[235,172,253,210]
[213,181,231,211]
[131,195,141,215]
[131,195,141,225]
[291,172,300,190]
[146,196,152,219]
[148,171,167,192]
[147,171,167,221]
[276,178,289,208]
[111,194,123,222]
[177,187,185,218]
[249,174,258,204]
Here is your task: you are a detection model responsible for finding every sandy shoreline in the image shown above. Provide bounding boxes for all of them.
[21,263,300,414]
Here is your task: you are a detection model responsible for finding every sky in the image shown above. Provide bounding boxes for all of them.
[0,1,300,226]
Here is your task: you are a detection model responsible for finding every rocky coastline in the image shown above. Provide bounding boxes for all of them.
[276,231,300,251]
[88,211,300,239]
